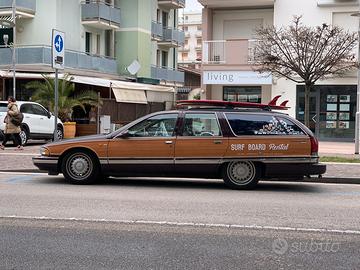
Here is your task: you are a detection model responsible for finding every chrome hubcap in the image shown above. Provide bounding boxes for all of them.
[19,131,27,145]
[57,129,63,140]
[227,161,255,185]
[66,153,92,180]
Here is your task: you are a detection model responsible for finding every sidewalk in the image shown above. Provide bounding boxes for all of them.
[0,141,360,184]
[319,141,359,158]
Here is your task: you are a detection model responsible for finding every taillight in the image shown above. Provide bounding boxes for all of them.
[310,135,319,155]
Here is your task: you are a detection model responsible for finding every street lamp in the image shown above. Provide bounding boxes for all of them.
[351,12,360,154]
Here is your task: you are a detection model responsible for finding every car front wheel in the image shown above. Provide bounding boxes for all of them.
[19,127,29,146]
[223,161,260,189]
[61,151,99,184]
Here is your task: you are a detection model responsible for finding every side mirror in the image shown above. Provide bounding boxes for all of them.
[47,111,51,118]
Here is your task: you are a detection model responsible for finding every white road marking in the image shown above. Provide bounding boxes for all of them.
[0,153,36,156]
[0,171,46,175]
[1,215,360,235]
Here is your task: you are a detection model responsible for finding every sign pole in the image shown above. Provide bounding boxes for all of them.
[54,69,59,141]
[51,29,65,141]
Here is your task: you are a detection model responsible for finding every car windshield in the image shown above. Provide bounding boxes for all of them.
[0,103,7,113]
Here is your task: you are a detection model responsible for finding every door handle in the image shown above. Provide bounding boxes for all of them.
[213,140,222,144]
[40,118,44,120]
[165,141,173,144]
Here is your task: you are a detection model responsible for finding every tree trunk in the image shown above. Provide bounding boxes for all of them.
[304,83,312,128]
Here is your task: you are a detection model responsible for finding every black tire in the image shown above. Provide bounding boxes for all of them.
[53,126,64,141]
[61,150,100,184]
[222,161,261,190]
[19,126,29,146]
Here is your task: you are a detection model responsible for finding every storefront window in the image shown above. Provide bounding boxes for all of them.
[296,85,356,141]
[223,86,261,103]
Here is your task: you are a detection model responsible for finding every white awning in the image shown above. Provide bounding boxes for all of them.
[111,80,174,92]
[112,88,147,104]
[0,71,175,104]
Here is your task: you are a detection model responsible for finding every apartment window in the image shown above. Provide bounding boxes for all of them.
[156,50,161,66]
[197,39,202,45]
[197,25,202,31]
[185,39,189,45]
[96,34,101,55]
[185,16,188,20]
[85,32,92,54]
[105,30,113,57]
[157,9,161,22]
[161,51,168,67]
[183,26,188,31]
[182,52,188,59]
[162,11,168,27]
[196,52,202,60]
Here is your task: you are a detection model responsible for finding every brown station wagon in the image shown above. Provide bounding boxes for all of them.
[33,98,326,189]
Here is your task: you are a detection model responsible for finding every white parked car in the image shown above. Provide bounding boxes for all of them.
[0,101,64,145]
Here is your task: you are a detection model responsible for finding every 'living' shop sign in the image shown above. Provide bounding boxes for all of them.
[203,71,272,85]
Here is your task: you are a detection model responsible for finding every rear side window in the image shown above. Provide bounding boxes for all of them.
[225,113,305,136]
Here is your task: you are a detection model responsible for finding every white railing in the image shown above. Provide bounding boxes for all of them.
[202,40,226,64]
[203,39,258,65]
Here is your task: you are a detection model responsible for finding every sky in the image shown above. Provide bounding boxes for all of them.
[185,0,203,11]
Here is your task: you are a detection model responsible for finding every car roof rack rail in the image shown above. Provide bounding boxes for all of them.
[176,95,289,111]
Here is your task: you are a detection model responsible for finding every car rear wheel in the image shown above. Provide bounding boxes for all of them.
[61,151,99,184]
[54,126,63,141]
[19,127,29,146]
[223,161,260,189]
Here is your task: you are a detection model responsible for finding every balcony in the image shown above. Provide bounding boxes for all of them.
[0,45,117,75]
[151,21,163,41]
[151,65,184,84]
[81,1,121,30]
[158,27,185,47]
[0,0,36,18]
[195,44,202,51]
[198,0,274,8]
[158,0,185,9]
[202,39,258,66]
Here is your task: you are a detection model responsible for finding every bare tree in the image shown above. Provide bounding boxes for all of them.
[253,16,358,127]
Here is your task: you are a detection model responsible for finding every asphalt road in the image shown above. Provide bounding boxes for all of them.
[0,172,359,269]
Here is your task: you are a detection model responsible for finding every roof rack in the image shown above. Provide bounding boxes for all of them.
[176,95,289,111]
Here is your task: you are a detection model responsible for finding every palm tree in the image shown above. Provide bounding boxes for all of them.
[25,74,101,122]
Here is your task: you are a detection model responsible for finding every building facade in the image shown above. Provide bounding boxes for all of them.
[0,0,184,126]
[199,0,359,141]
[178,11,202,69]
[116,0,185,86]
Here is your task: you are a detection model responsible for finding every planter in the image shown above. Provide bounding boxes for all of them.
[63,122,77,139]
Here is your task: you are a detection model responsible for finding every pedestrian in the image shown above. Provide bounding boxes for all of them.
[0,96,23,150]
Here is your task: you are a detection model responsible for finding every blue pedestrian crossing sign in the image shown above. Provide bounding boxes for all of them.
[52,29,65,70]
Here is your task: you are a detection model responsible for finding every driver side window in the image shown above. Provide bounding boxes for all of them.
[127,113,178,137]
[182,113,221,137]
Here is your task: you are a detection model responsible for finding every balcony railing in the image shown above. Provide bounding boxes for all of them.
[151,21,163,40]
[81,0,121,29]
[0,45,117,75]
[202,39,257,65]
[151,65,184,83]
[160,27,185,47]
[0,0,36,17]
[158,0,185,9]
